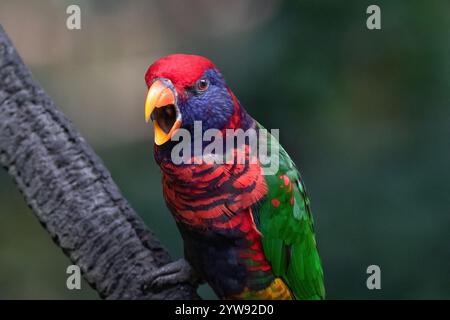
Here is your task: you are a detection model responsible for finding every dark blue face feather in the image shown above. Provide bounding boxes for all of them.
[154,68,253,161]
[178,68,235,132]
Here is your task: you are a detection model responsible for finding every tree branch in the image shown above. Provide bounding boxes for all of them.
[0,25,199,299]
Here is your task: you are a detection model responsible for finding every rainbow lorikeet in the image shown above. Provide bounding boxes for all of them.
[143,54,325,300]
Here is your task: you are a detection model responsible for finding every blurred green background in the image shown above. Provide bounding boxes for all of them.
[0,0,449,299]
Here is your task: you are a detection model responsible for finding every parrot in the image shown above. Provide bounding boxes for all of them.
[143,54,325,300]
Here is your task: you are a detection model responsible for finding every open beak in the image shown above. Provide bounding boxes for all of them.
[145,79,182,145]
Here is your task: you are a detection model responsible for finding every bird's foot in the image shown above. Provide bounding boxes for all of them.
[141,259,201,292]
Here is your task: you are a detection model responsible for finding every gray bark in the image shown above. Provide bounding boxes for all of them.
[0,25,199,299]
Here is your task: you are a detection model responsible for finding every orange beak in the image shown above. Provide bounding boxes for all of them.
[145,79,182,145]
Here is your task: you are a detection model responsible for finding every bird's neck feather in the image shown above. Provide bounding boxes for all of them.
[154,96,254,162]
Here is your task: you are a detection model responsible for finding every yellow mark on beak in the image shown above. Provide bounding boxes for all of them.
[145,80,175,123]
[145,79,180,145]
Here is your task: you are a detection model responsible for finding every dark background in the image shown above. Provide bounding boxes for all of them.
[0,0,448,299]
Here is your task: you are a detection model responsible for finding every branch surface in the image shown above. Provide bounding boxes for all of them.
[0,25,199,300]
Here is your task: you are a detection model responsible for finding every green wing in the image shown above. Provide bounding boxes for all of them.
[256,125,325,300]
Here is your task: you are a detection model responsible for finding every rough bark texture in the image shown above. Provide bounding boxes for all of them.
[0,25,199,299]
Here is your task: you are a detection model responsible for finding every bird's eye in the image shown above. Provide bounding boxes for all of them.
[195,78,209,92]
